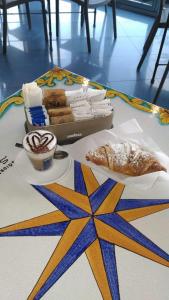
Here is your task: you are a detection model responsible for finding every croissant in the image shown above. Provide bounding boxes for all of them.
[86,142,167,176]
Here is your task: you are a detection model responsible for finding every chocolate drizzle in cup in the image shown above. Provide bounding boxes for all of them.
[26,131,54,153]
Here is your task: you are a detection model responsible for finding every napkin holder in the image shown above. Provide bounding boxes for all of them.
[25,110,113,145]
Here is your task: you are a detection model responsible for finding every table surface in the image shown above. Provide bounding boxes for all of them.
[0,67,169,300]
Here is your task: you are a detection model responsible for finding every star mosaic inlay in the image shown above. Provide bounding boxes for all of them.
[0,161,169,299]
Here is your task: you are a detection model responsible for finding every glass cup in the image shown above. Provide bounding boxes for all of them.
[23,130,57,171]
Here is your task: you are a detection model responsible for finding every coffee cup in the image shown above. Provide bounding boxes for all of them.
[23,130,57,171]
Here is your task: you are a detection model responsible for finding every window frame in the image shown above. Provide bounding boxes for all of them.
[117,0,160,16]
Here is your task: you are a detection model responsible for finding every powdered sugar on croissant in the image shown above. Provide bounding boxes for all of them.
[86,142,166,176]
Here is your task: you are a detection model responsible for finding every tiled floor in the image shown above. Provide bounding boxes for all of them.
[0,1,169,108]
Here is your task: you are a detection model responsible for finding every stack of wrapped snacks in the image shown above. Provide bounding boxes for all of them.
[43,89,74,125]
[43,88,112,124]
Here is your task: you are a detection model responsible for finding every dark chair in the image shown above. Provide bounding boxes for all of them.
[0,0,48,54]
[137,0,165,71]
[54,0,117,53]
[151,12,169,104]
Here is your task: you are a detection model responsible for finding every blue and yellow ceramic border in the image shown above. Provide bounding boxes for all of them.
[0,90,23,119]
[0,66,169,125]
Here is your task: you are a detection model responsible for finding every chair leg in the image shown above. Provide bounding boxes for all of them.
[112,0,117,39]
[41,0,48,42]
[81,6,84,28]
[137,22,159,71]
[3,8,7,54]
[105,5,107,13]
[84,6,91,53]
[152,61,169,104]
[151,14,169,84]
[47,0,52,51]
[143,21,158,52]
[25,1,31,30]
[56,0,59,37]
[93,8,96,28]
[144,0,163,52]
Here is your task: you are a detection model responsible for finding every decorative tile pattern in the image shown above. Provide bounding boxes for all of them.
[0,67,169,124]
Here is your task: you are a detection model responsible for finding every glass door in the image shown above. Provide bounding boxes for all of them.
[118,0,161,16]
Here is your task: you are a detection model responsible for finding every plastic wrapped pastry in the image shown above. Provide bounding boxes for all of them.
[48,107,72,117]
[86,142,167,176]
[43,89,65,98]
[43,89,67,108]
[50,114,74,125]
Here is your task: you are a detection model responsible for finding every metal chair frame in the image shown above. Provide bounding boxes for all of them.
[151,12,169,104]
[0,0,48,54]
[137,0,164,71]
[47,0,116,53]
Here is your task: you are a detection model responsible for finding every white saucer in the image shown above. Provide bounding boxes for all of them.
[14,148,72,185]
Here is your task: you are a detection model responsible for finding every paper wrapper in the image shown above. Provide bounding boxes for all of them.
[22,82,43,107]
[68,119,169,189]
[66,88,107,104]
